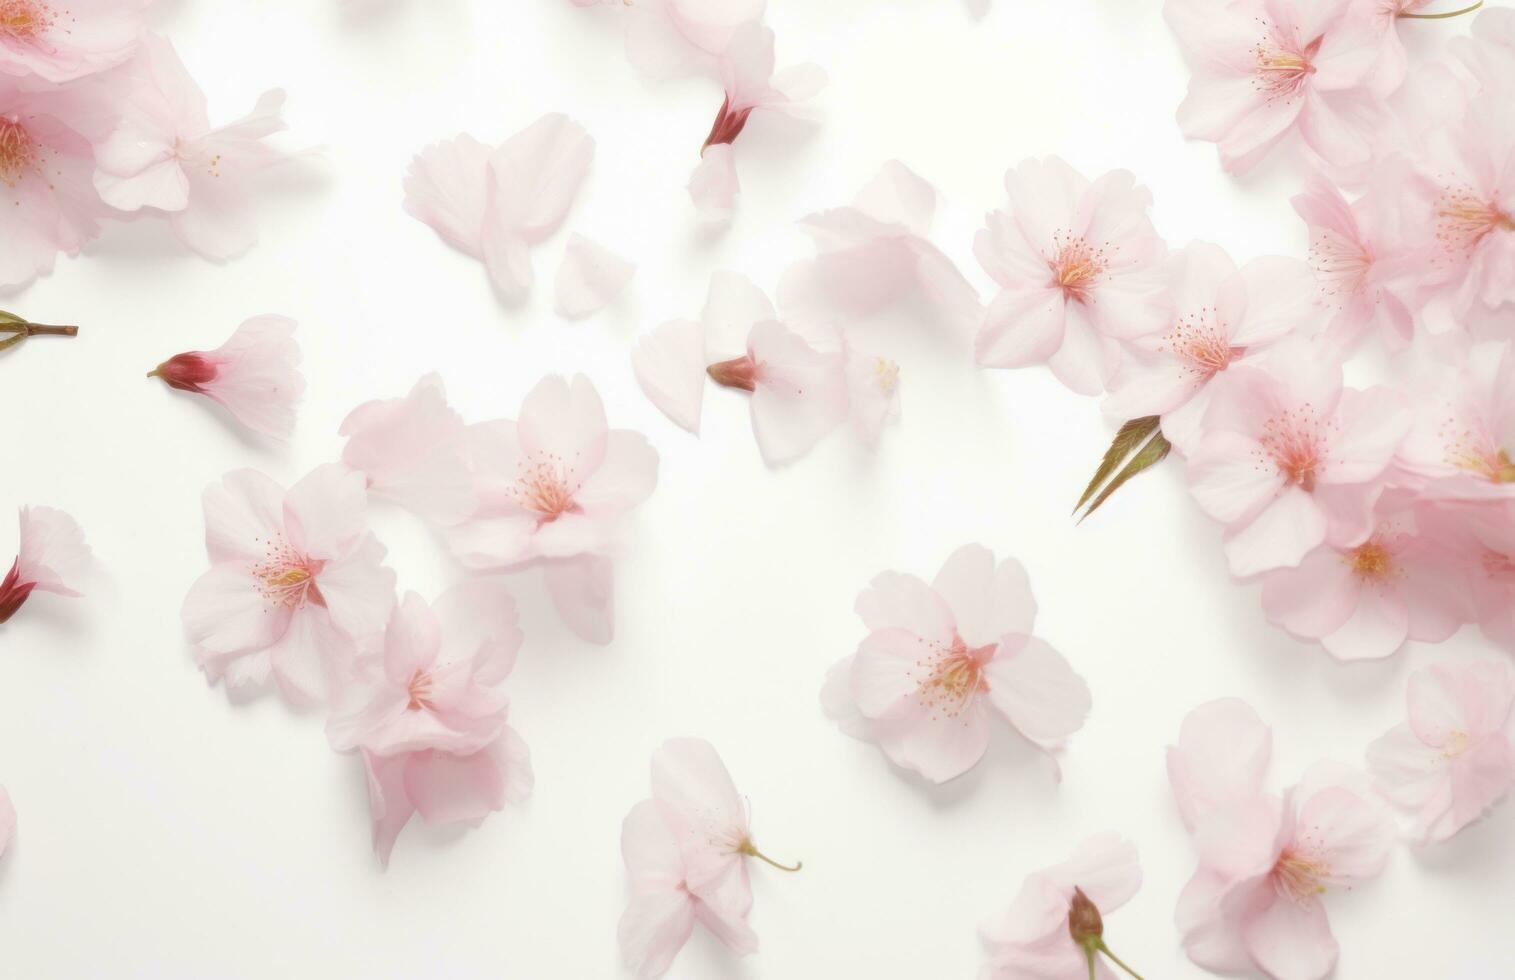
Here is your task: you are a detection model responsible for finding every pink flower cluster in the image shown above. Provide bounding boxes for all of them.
[2,13,298,289]
[179,372,657,861]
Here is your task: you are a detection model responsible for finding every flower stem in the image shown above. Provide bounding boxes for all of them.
[25,323,78,337]
[1098,941,1146,980]
[739,841,802,872]
[1401,0,1483,19]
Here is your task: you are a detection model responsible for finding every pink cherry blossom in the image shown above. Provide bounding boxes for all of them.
[360,734,532,868]
[1462,501,1515,651]
[618,800,757,980]
[700,272,849,465]
[403,114,594,303]
[0,77,112,289]
[632,318,706,435]
[1366,659,1515,844]
[0,0,147,83]
[448,373,658,568]
[0,506,91,624]
[93,34,289,261]
[821,544,1090,784]
[1165,0,1382,173]
[0,787,12,860]
[1169,701,1393,980]
[1105,242,1316,454]
[1398,340,1515,500]
[327,582,522,757]
[1291,171,1418,355]
[1186,339,1410,577]
[149,315,304,440]
[974,156,1168,395]
[619,738,797,978]
[777,160,983,336]
[979,833,1143,980]
[1259,496,1472,660]
[689,23,824,224]
[182,465,396,704]
[554,233,635,319]
[340,374,476,526]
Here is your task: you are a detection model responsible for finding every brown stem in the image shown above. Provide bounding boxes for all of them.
[1400,0,1482,18]
[25,324,78,337]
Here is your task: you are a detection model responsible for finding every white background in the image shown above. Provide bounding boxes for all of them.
[1,1,1511,977]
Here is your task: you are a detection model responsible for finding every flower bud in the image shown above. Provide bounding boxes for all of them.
[150,353,219,393]
[707,354,758,392]
[1068,886,1104,948]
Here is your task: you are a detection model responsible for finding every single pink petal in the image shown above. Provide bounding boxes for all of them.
[362,750,415,867]
[1292,782,1393,883]
[850,628,934,719]
[689,144,739,225]
[402,134,491,256]
[1319,583,1409,661]
[981,635,1091,750]
[746,320,847,466]
[1365,723,1453,842]
[1223,486,1328,578]
[1187,430,1287,527]
[182,563,287,658]
[929,544,1037,647]
[1319,386,1410,485]
[15,505,91,597]
[975,287,1067,369]
[267,607,346,704]
[851,159,938,235]
[554,234,635,319]
[573,430,660,516]
[874,697,994,784]
[1175,870,1266,975]
[1260,545,1361,642]
[633,319,707,434]
[486,113,594,245]
[1450,736,1515,833]
[1167,698,1272,832]
[1242,890,1338,980]
[543,554,615,645]
[201,469,287,564]
[650,737,745,837]
[853,570,957,642]
[619,891,697,980]
[339,374,476,526]
[281,464,371,561]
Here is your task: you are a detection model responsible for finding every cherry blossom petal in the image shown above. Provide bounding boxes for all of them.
[633,319,707,434]
[981,635,1091,750]
[1242,891,1338,980]
[929,544,1036,647]
[543,554,615,645]
[16,505,91,597]
[554,234,635,318]
[340,374,476,526]
[1167,698,1272,832]
[689,144,739,225]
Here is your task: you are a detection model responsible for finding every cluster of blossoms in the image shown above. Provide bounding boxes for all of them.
[178,372,657,861]
[570,0,824,226]
[1,5,297,289]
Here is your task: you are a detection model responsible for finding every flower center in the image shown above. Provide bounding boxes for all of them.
[1259,405,1329,491]
[406,669,434,711]
[0,0,52,39]
[873,357,900,395]
[1047,232,1108,302]
[1273,849,1328,903]
[1435,185,1513,260]
[510,457,580,521]
[1252,29,1319,101]
[1308,230,1373,304]
[0,116,38,188]
[1161,308,1242,379]
[251,538,323,610]
[1447,439,1515,483]
[1483,549,1515,581]
[910,638,993,721]
[1347,541,1395,581]
[1442,728,1471,759]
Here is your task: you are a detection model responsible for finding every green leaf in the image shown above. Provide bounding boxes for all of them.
[1078,428,1172,523]
[1074,416,1161,514]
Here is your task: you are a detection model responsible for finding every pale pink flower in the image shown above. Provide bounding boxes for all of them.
[1169,701,1393,980]
[618,801,756,980]
[403,114,594,303]
[0,787,12,860]
[181,466,396,704]
[1397,340,1515,501]
[0,0,147,83]
[843,343,901,447]
[448,374,658,568]
[689,23,824,223]
[327,582,522,758]
[1462,502,1515,651]
[1105,242,1316,454]
[979,834,1143,980]
[1260,496,1472,660]
[1366,660,1515,844]
[93,34,289,261]
[0,506,91,624]
[1186,339,1410,577]
[1355,0,1437,97]
[632,318,706,435]
[1291,171,1418,354]
[554,233,635,319]
[340,374,476,526]
[0,78,112,289]
[148,316,304,440]
[821,544,1091,784]
[1165,0,1382,173]
[778,160,983,336]
[360,734,532,867]
[974,157,1168,395]
[700,272,849,465]
[619,738,798,978]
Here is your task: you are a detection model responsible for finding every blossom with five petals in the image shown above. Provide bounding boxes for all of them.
[0,0,147,83]
[821,544,1091,784]
[1366,659,1515,844]
[181,465,396,704]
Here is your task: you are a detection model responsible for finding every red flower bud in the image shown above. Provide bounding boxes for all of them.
[702,95,755,152]
[0,558,35,625]
[150,352,219,393]
[1068,887,1104,947]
